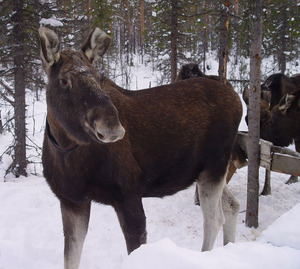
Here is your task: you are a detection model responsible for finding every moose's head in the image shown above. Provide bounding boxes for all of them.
[39,27,125,145]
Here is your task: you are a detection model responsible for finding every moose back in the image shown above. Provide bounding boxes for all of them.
[39,27,242,269]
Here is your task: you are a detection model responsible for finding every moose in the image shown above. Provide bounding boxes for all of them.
[261,73,300,109]
[39,27,242,269]
[175,63,248,203]
[259,73,300,155]
[175,63,233,88]
[175,63,205,81]
[243,73,300,185]
[258,90,300,151]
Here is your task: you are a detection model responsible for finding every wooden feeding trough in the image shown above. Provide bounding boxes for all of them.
[236,131,300,195]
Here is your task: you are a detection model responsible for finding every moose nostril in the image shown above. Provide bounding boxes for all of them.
[96,131,104,140]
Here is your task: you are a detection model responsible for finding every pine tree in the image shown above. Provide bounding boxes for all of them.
[218,1,231,83]
[263,0,300,74]
[0,0,58,176]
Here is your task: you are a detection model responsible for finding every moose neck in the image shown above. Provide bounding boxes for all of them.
[46,113,79,152]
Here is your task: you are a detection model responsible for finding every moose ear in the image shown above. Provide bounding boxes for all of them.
[278,94,295,115]
[81,28,111,64]
[38,27,60,76]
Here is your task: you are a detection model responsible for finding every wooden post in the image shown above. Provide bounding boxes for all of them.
[245,0,262,228]
[261,169,271,195]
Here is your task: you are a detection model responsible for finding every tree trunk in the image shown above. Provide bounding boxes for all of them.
[233,0,239,64]
[278,5,287,73]
[125,0,131,66]
[140,0,145,50]
[170,0,178,83]
[86,0,91,32]
[202,1,208,73]
[218,1,230,84]
[125,0,131,37]
[245,0,262,228]
[12,0,27,177]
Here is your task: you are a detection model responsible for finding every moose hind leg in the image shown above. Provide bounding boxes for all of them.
[197,172,226,251]
[61,201,91,269]
[222,185,240,245]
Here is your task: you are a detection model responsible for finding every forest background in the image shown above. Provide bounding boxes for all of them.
[0,0,300,177]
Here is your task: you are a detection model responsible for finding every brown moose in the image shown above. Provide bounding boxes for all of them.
[176,63,233,88]
[39,27,242,269]
[175,63,247,203]
[261,73,300,109]
[243,73,300,184]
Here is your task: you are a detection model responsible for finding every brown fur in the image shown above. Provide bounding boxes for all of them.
[40,28,242,262]
[259,90,300,150]
[243,76,300,149]
[176,63,233,88]
[176,63,247,186]
[261,73,300,109]
[242,75,300,186]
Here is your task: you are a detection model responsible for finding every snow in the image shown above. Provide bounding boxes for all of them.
[39,17,63,27]
[260,203,300,250]
[123,203,300,269]
[0,171,300,269]
[122,239,300,269]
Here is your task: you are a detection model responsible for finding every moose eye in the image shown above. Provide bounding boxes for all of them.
[60,79,70,88]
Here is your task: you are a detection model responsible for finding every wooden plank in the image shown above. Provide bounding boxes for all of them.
[271,154,300,176]
[236,131,300,176]
[273,146,300,158]
[237,132,249,155]
[260,139,272,170]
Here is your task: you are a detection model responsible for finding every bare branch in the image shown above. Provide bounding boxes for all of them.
[229,79,249,83]
[180,11,242,21]
[26,135,42,152]
[0,90,14,105]
[0,79,15,99]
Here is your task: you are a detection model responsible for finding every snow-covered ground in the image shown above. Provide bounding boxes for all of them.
[0,168,300,268]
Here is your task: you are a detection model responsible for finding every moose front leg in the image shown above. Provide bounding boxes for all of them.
[61,200,91,269]
[114,197,147,254]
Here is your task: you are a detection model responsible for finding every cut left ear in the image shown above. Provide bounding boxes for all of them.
[82,28,111,64]
[278,94,295,115]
